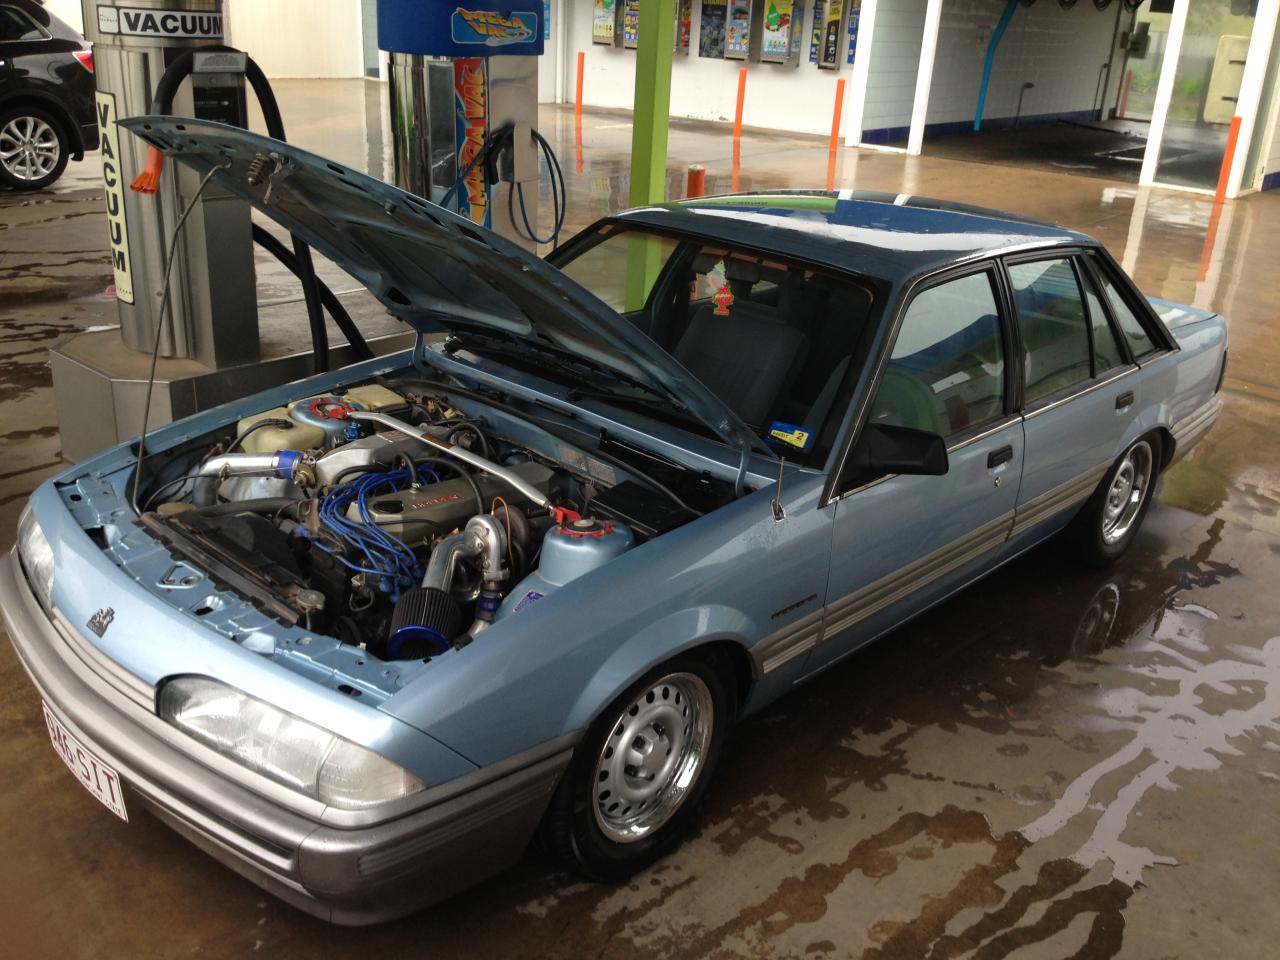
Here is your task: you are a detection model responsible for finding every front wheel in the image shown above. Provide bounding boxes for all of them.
[542,652,734,882]
[1070,436,1158,567]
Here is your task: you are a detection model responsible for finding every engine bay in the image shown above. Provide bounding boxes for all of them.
[134,378,729,663]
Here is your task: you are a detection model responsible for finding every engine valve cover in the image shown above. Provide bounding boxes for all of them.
[347,461,554,543]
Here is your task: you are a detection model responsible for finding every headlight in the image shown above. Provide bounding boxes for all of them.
[17,506,54,613]
[158,677,425,810]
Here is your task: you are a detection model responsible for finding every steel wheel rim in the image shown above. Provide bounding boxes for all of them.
[1101,441,1152,545]
[592,672,713,844]
[0,116,60,182]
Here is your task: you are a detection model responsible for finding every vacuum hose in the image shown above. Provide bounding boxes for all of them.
[140,44,372,372]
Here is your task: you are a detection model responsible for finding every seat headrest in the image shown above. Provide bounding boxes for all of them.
[691,252,723,275]
[724,258,761,285]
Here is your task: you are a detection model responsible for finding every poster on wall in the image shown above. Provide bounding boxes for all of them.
[809,0,824,64]
[623,0,639,47]
[846,0,859,66]
[760,0,795,62]
[676,0,692,54]
[699,0,727,58]
[819,0,843,68]
[725,0,752,59]
[592,0,615,44]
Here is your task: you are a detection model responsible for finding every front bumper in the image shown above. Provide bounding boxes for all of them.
[0,551,572,925]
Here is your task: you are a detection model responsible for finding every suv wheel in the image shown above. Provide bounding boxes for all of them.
[0,107,69,190]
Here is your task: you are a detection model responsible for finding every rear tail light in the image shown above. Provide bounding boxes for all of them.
[73,50,94,73]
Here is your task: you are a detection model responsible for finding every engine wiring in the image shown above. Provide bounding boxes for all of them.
[315,465,441,598]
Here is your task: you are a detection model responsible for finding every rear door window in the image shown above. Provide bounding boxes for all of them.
[1079,262,1127,374]
[0,5,48,41]
[1008,258,1093,404]
[1092,261,1157,358]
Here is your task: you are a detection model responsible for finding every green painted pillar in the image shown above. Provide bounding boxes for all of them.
[628,0,677,208]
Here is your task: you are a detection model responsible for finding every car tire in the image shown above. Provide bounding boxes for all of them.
[1070,435,1160,568]
[0,107,70,191]
[542,650,735,882]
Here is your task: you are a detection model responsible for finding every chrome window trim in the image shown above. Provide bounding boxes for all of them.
[1022,366,1136,422]
[824,244,1074,508]
[0,4,52,41]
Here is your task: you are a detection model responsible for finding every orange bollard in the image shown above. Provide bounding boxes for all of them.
[829,77,846,154]
[732,141,741,192]
[733,67,747,141]
[686,164,706,198]
[575,51,585,119]
[1214,115,1242,205]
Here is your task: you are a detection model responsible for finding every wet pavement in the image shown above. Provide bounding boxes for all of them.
[2,79,1279,958]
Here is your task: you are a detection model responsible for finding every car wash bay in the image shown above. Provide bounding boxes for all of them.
[835,0,1280,196]
[4,73,1280,957]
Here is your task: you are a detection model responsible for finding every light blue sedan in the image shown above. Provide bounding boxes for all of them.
[2,121,1226,923]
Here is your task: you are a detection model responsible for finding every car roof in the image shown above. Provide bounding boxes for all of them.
[610,190,1095,284]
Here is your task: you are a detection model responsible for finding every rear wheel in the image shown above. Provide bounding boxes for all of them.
[543,652,733,881]
[1070,436,1158,567]
[0,107,69,190]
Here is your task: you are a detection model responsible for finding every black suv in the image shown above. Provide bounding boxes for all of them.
[0,0,96,190]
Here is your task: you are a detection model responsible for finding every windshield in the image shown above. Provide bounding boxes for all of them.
[554,224,879,465]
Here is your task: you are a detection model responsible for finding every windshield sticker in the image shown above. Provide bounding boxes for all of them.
[767,421,814,452]
[451,8,537,45]
[713,285,735,315]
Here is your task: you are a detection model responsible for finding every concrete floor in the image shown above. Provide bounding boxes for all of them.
[3,79,1280,959]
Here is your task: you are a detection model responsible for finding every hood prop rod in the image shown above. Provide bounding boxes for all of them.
[349,411,578,524]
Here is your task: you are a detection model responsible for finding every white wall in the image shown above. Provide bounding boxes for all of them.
[43,0,85,35]
[863,0,1126,137]
[567,0,855,137]
[861,0,926,135]
[226,0,365,79]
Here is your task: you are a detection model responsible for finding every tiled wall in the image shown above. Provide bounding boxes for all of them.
[861,0,1126,140]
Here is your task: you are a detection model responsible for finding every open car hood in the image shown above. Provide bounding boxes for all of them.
[122,118,760,455]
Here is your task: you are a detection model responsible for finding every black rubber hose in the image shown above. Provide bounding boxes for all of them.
[186,497,301,517]
[414,456,485,515]
[251,224,372,362]
[150,45,342,374]
[394,378,704,517]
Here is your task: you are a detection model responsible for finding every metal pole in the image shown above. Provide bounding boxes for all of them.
[907,0,944,155]
[629,0,677,207]
[1224,0,1280,198]
[1138,0,1189,186]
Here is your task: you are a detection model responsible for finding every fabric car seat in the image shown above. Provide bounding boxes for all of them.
[674,263,809,428]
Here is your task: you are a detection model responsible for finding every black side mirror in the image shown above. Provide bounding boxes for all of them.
[852,423,949,478]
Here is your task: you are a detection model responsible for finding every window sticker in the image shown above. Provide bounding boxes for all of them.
[767,421,814,451]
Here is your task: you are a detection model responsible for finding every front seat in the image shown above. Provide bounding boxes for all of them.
[673,261,808,428]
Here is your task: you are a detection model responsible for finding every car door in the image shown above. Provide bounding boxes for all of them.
[804,264,1024,674]
[1004,252,1142,550]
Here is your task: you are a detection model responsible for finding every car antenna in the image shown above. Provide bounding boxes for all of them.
[771,457,786,522]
